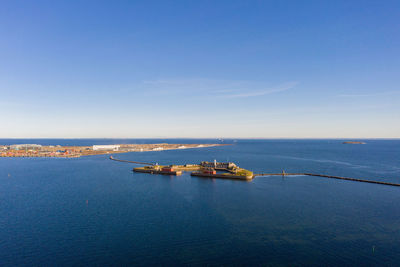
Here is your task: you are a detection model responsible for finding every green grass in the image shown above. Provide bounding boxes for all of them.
[236,169,253,177]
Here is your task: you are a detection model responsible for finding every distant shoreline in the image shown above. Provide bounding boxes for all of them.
[0,143,228,158]
[0,138,398,141]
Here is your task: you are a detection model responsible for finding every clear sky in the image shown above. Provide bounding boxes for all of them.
[1,0,399,138]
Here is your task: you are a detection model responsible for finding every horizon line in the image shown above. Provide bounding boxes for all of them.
[0,137,399,140]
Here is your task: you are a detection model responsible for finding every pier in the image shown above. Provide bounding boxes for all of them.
[109,156,155,165]
[255,171,400,187]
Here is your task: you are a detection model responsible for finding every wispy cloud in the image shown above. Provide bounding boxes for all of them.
[139,79,298,98]
[219,82,298,98]
[338,91,400,97]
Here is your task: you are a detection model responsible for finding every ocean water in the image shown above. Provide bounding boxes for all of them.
[0,139,399,266]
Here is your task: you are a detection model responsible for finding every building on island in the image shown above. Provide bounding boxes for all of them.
[200,160,237,170]
[93,145,120,151]
[10,144,42,150]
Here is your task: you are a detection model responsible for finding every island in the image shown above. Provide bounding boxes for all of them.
[118,158,255,181]
[342,141,366,144]
[0,143,226,158]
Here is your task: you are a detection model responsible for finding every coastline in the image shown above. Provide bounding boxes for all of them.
[0,143,228,158]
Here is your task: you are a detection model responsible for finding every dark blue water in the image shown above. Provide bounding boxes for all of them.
[1,139,399,266]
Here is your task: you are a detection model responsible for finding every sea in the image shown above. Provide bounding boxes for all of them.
[0,139,399,266]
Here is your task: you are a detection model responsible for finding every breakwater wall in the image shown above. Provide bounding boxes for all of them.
[255,172,400,187]
[109,156,155,166]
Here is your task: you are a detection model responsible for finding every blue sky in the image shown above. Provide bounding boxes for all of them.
[1,0,399,138]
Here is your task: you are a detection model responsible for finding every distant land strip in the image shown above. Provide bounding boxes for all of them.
[0,143,227,158]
